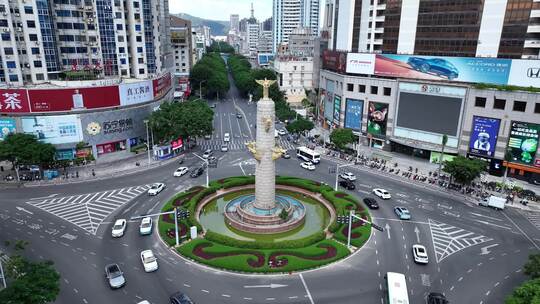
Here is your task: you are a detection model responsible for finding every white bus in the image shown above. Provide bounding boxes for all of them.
[296,146,321,164]
[385,272,409,304]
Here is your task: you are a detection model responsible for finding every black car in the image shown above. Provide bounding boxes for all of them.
[339,180,355,190]
[363,197,379,209]
[170,292,194,304]
[236,113,242,119]
[427,292,449,304]
[190,167,204,178]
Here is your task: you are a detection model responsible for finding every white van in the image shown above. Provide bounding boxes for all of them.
[224,133,230,142]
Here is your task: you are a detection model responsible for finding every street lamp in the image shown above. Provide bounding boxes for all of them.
[335,163,355,191]
[143,120,151,166]
[192,153,209,187]
[199,80,207,100]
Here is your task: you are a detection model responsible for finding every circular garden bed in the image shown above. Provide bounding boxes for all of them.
[158,176,372,273]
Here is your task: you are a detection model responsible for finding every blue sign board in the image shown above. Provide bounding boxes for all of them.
[0,118,16,140]
[344,99,363,131]
[469,116,501,157]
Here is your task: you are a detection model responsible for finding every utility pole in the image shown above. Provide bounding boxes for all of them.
[143,120,151,166]
[347,210,384,248]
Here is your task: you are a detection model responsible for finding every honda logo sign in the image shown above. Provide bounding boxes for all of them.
[527,68,540,78]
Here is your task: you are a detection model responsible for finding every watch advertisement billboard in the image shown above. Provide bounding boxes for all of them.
[333,95,341,124]
[367,102,389,137]
[507,121,539,166]
[0,118,16,140]
[28,86,120,112]
[344,99,363,131]
[119,81,153,106]
[153,73,172,100]
[21,115,83,144]
[469,116,501,157]
[0,89,31,114]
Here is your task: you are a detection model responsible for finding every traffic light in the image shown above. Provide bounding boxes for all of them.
[336,215,350,224]
[176,209,190,219]
[371,223,384,232]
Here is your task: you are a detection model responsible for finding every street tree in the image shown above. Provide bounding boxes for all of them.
[0,255,60,304]
[330,128,356,150]
[504,278,540,304]
[149,101,214,144]
[442,156,486,185]
[286,118,314,134]
[524,253,540,279]
[437,134,448,178]
[0,133,55,169]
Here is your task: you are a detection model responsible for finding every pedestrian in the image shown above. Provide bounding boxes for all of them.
[92,169,95,177]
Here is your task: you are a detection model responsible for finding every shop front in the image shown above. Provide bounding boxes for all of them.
[96,140,127,155]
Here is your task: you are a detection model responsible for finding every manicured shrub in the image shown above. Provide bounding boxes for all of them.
[205,230,325,249]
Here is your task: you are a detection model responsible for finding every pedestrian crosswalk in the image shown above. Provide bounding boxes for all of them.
[26,185,151,235]
[519,210,540,230]
[198,138,296,152]
[429,219,493,263]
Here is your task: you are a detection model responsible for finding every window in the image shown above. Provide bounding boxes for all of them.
[27,20,36,28]
[347,83,354,92]
[358,85,365,93]
[137,47,143,53]
[138,57,144,63]
[135,24,141,31]
[138,68,145,74]
[118,47,125,53]
[0,19,7,27]
[535,103,540,114]
[73,23,85,30]
[293,66,297,71]
[6,61,16,68]
[24,6,33,14]
[136,36,142,42]
[370,86,378,95]
[383,87,391,96]
[36,73,44,80]
[29,34,38,41]
[1,33,10,41]
[120,58,126,64]
[31,47,39,54]
[9,74,18,82]
[3,47,13,55]
[475,97,486,108]
[493,98,506,110]
[133,1,139,8]
[513,101,526,112]
[116,24,122,30]
[115,12,122,18]
[117,35,124,42]
[33,60,42,68]
[134,13,140,19]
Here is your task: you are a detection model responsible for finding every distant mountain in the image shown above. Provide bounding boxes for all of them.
[174,13,229,36]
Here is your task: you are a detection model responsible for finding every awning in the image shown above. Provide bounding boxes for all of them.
[503,161,540,174]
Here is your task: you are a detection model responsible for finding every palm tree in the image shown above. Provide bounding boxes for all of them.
[437,134,448,179]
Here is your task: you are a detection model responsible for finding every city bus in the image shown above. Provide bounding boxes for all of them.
[385,272,409,304]
[295,146,321,164]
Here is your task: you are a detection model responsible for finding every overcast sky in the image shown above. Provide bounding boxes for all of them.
[171,0,324,24]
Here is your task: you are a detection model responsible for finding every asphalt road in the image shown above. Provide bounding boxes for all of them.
[1,73,539,304]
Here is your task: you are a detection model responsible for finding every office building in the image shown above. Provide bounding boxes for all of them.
[262,17,272,32]
[257,30,273,54]
[230,14,240,33]
[0,0,171,86]
[247,23,260,59]
[170,16,192,77]
[273,0,319,53]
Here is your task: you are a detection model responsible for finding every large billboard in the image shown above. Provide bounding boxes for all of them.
[507,121,539,166]
[28,86,120,112]
[322,50,347,74]
[367,102,389,137]
[21,115,83,144]
[119,81,153,106]
[333,95,341,124]
[344,53,540,88]
[0,118,16,140]
[344,98,363,131]
[469,116,501,157]
[0,89,31,114]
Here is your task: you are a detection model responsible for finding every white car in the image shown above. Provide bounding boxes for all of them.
[278,129,287,136]
[139,217,153,235]
[173,167,189,177]
[202,149,213,159]
[373,188,391,200]
[300,162,316,171]
[223,133,230,142]
[111,219,127,238]
[148,183,165,196]
[140,250,158,272]
[412,244,429,264]
[221,144,228,152]
[339,172,357,181]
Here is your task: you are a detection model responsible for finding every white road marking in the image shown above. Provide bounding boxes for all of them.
[502,211,540,250]
[299,273,315,304]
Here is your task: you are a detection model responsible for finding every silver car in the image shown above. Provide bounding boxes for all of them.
[105,263,125,289]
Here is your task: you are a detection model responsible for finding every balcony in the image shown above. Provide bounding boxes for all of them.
[527,24,540,33]
[524,39,540,48]
[532,9,540,18]
[369,15,385,23]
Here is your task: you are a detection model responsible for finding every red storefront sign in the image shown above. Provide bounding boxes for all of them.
[0,89,31,114]
[28,86,120,112]
[153,73,172,100]
[171,138,183,150]
[322,50,347,74]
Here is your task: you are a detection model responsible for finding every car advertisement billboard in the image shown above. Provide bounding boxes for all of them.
[153,73,172,100]
[367,102,389,137]
[507,121,539,166]
[346,53,375,75]
[322,50,347,74]
[333,95,341,124]
[0,89,31,114]
[119,80,153,106]
[507,59,540,88]
[469,116,501,157]
[0,118,16,140]
[28,86,120,112]
[21,115,83,144]
[344,98,363,131]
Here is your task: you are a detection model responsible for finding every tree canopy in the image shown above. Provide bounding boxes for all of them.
[190,53,229,99]
[442,156,486,185]
[286,118,314,134]
[148,101,214,143]
[207,41,235,53]
[525,253,540,279]
[0,133,56,167]
[330,129,356,150]
[505,278,540,304]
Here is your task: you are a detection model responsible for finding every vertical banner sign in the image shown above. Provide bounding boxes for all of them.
[333,95,341,124]
[469,116,500,157]
[0,118,16,140]
[344,98,363,131]
[324,93,334,121]
[507,121,539,166]
[367,102,389,136]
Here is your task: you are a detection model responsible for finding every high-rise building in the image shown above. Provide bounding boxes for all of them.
[170,16,192,76]
[257,30,273,54]
[247,23,260,59]
[273,0,319,54]
[262,17,273,32]
[0,0,171,86]
[327,0,540,59]
[230,14,240,33]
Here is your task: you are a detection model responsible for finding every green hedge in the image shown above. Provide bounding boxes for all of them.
[205,230,326,249]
